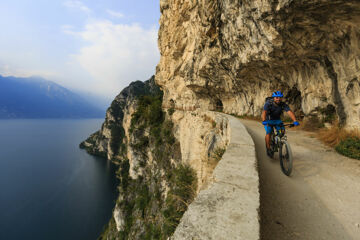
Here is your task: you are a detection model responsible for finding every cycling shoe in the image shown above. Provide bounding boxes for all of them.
[266,148,274,158]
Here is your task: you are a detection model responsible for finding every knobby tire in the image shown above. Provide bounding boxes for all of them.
[279,141,293,176]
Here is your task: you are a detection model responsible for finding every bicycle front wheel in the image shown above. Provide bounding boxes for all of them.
[279,141,293,176]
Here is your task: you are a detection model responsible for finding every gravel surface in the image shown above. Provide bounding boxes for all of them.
[241,120,360,240]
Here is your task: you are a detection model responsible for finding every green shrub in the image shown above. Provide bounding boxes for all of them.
[111,87,192,239]
[212,147,226,163]
[131,136,149,151]
[143,223,162,240]
[335,137,360,160]
[171,164,197,200]
[167,107,175,116]
[117,159,130,191]
[161,121,175,145]
[110,100,124,120]
[162,164,197,236]
[110,124,125,155]
[150,125,162,146]
[135,184,151,217]
[97,217,117,240]
[131,95,164,129]
[162,201,183,236]
[118,198,135,240]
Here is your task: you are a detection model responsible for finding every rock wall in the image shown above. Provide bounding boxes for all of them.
[80,77,161,161]
[171,109,230,189]
[80,1,360,238]
[157,0,360,128]
[81,77,229,239]
[172,114,260,240]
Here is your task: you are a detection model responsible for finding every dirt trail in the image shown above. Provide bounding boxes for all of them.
[241,120,360,240]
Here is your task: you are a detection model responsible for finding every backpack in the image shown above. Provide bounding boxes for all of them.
[265,97,285,116]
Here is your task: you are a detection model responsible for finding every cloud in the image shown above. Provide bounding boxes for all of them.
[63,1,91,14]
[0,62,57,79]
[66,20,159,96]
[61,25,76,35]
[107,10,124,18]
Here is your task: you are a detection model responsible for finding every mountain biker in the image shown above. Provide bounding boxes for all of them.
[261,91,300,157]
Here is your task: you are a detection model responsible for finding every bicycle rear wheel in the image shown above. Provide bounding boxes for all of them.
[279,141,293,176]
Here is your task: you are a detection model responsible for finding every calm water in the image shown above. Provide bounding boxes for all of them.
[0,119,118,240]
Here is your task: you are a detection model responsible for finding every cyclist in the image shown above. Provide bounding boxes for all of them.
[261,91,300,157]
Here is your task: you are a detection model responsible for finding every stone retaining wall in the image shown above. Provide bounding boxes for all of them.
[172,114,260,240]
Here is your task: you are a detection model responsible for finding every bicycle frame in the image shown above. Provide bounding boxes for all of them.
[267,123,294,176]
[270,123,293,148]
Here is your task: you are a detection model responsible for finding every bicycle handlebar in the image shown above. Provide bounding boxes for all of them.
[266,123,295,128]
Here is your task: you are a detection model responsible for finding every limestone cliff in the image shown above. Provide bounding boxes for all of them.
[81,76,229,239]
[81,76,162,162]
[79,1,360,238]
[157,0,360,128]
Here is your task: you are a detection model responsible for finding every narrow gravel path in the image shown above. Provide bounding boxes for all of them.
[241,120,360,240]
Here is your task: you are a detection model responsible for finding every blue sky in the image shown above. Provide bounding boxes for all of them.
[0,0,160,100]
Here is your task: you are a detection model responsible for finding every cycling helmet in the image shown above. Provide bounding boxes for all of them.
[272,91,283,97]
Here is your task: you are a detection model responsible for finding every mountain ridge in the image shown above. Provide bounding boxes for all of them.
[0,75,104,118]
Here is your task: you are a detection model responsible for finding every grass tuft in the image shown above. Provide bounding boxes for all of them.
[211,147,226,163]
[335,137,360,160]
[162,164,197,236]
[316,123,360,160]
[317,123,360,147]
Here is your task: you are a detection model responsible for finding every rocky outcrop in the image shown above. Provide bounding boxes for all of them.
[81,77,230,239]
[170,109,230,189]
[157,0,360,128]
[80,76,162,161]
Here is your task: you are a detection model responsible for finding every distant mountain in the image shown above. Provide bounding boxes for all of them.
[74,90,112,112]
[0,75,104,118]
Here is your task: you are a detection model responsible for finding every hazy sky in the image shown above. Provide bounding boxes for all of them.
[0,0,160,100]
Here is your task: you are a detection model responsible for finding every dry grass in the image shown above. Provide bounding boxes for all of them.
[297,119,360,160]
[316,123,360,147]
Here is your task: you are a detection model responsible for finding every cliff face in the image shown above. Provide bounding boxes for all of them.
[81,1,360,238]
[81,77,162,161]
[157,0,360,128]
[81,77,229,239]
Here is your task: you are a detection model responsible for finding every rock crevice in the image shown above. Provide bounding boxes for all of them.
[322,55,347,125]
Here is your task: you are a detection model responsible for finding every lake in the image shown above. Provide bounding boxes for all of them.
[0,119,118,240]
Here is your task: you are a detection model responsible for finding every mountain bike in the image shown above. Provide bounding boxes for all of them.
[268,123,295,176]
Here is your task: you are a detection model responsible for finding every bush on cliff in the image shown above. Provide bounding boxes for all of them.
[110,124,125,155]
[130,94,163,132]
[162,164,197,236]
[100,87,196,240]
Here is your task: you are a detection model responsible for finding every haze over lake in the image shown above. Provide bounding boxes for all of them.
[0,119,118,240]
